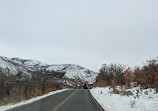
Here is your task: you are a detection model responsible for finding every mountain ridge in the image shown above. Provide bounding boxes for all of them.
[0,56,98,84]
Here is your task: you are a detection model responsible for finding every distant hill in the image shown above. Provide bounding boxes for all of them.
[0,56,98,84]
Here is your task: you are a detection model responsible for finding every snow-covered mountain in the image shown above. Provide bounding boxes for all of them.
[0,56,98,83]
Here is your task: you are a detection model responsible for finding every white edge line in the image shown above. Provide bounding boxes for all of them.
[89,90,104,111]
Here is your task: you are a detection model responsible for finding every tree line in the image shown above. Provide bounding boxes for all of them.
[95,57,158,92]
[0,71,64,105]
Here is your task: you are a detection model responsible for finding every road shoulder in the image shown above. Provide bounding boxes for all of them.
[89,90,105,111]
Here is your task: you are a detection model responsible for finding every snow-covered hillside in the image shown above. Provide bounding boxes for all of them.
[0,56,98,83]
[46,64,97,83]
[90,87,158,111]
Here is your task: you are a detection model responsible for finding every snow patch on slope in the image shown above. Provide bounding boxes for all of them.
[11,58,48,67]
[0,57,19,75]
[46,65,65,72]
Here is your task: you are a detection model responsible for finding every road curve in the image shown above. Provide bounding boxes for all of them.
[8,89,103,111]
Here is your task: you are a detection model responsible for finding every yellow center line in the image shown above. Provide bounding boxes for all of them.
[51,90,77,111]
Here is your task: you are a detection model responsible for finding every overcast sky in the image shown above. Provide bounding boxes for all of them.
[0,0,158,71]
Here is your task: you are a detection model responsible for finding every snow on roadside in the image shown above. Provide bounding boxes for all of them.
[0,89,69,111]
[90,87,158,111]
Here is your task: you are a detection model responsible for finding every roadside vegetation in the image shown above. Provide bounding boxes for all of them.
[94,57,158,93]
[92,57,158,111]
[0,71,70,106]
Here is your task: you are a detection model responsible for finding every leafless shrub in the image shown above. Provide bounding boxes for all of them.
[112,88,120,94]
[130,100,136,108]
[124,91,133,97]
[144,91,148,95]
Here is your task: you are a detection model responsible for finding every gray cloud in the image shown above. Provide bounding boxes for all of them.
[0,0,158,71]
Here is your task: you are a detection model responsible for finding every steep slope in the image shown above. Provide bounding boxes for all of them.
[46,64,97,83]
[0,57,31,75]
[0,56,98,83]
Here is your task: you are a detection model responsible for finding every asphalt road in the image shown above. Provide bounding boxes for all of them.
[8,89,103,111]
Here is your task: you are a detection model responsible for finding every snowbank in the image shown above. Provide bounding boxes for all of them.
[0,89,69,111]
[90,87,158,111]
